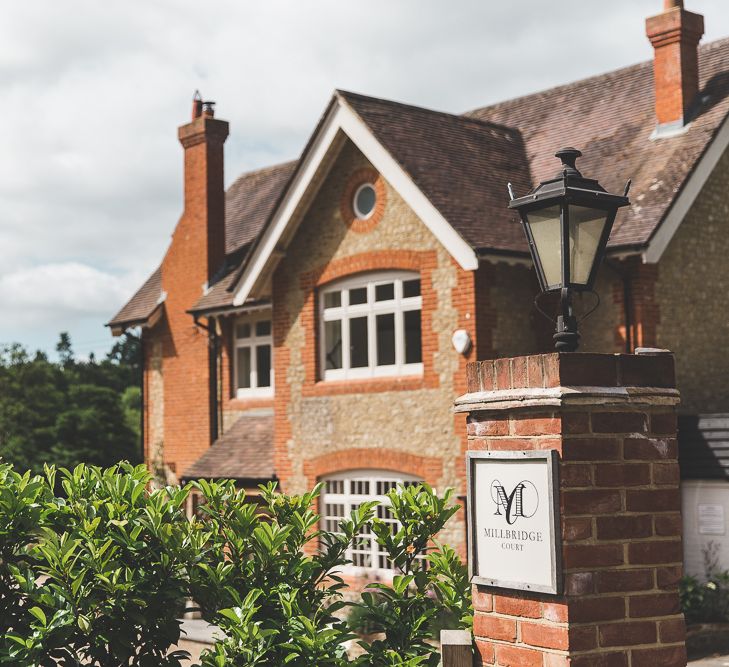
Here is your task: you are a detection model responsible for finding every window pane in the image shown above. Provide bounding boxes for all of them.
[375,283,394,301]
[568,205,609,286]
[236,322,251,339]
[349,316,369,367]
[256,345,271,387]
[526,205,562,288]
[256,320,271,336]
[349,287,367,305]
[324,291,341,309]
[236,347,251,389]
[376,313,395,366]
[404,310,422,364]
[325,480,344,494]
[351,480,370,495]
[403,279,421,298]
[325,320,343,370]
[354,184,376,219]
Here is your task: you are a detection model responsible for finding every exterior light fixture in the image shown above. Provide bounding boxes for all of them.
[508,148,631,352]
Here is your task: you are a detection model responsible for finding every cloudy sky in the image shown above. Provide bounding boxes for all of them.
[1,0,728,359]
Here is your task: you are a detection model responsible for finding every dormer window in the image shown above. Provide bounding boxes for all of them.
[319,272,422,381]
[234,312,273,397]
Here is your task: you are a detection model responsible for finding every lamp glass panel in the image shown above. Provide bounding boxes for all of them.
[526,205,562,288]
[568,205,609,286]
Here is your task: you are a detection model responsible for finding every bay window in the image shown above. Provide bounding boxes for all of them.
[319,271,422,380]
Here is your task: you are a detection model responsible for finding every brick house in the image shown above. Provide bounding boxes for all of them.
[110,2,729,575]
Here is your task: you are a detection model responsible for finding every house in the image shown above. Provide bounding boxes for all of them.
[109,1,729,577]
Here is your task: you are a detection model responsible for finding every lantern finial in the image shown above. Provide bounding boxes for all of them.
[555,147,583,177]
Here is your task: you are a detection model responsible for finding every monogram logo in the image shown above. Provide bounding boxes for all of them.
[490,479,539,525]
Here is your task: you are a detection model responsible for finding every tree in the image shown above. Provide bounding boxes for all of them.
[0,333,142,474]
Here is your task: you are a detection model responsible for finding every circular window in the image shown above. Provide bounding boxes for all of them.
[353,183,377,220]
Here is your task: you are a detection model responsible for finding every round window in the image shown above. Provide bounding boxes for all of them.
[353,183,377,220]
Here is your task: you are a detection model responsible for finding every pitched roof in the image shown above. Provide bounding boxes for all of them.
[225,161,297,254]
[113,38,729,324]
[469,37,729,249]
[107,266,162,329]
[189,257,247,314]
[339,91,532,253]
[110,161,295,328]
[182,412,275,482]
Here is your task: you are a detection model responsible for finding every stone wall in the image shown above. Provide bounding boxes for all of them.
[656,147,729,414]
[271,139,475,552]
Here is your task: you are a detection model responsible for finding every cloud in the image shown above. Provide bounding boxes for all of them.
[1,0,728,355]
[0,263,130,325]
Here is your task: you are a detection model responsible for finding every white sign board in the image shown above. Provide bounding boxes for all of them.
[699,504,725,535]
[467,450,562,595]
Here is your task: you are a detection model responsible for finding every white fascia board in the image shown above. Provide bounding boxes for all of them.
[233,103,343,305]
[233,100,478,306]
[337,101,478,271]
[644,113,729,263]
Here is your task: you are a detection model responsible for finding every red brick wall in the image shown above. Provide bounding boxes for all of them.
[464,353,685,666]
[646,5,704,126]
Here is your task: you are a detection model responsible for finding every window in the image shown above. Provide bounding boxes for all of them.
[319,272,422,380]
[321,470,420,573]
[353,183,377,220]
[234,312,273,397]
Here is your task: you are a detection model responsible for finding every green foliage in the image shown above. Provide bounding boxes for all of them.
[680,573,729,624]
[193,481,373,666]
[0,462,198,666]
[0,333,141,474]
[0,464,472,666]
[352,485,471,667]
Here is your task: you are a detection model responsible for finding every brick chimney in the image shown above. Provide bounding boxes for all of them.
[156,94,229,482]
[177,92,229,281]
[646,0,704,132]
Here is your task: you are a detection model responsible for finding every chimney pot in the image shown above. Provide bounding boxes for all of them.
[202,101,216,118]
[664,0,683,9]
[192,90,203,120]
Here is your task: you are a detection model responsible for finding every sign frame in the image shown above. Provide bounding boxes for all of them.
[466,449,563,595]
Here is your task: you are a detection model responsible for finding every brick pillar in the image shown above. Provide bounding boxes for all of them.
[456,351,686,666]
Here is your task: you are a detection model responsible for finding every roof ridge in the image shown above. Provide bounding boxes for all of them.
[466,36,729,118]
[336,89,521,136]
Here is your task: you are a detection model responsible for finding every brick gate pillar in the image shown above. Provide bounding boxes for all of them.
[455,351,686,667]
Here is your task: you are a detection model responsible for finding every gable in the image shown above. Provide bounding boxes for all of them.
[280,139,451,278]
[231,94,482,306]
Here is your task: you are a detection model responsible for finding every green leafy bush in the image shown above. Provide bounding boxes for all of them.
[0,462,471,666]
[680,572,729,624]
[1,462,197,665]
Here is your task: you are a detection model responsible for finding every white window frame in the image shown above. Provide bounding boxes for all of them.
[353,182,377,220]
[319,271,423,381]
[321,469,421,576]
[234,311,274,398]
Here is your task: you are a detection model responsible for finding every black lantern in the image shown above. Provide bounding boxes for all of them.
[508,148,630,352]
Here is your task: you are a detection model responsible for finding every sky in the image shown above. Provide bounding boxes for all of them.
[1,0,728,360]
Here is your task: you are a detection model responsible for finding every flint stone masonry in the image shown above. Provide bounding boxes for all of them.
[272,140,476,555]
[457,351,687,667]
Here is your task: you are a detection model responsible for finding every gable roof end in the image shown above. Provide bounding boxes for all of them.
[231,92,488,306]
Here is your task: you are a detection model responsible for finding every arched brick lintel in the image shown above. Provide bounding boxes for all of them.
[303,447,444,488]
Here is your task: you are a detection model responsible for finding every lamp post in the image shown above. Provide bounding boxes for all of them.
[508,148,631,352]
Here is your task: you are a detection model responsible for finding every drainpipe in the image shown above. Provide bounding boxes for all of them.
[138,334,145,462]
[606,259,633,354]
